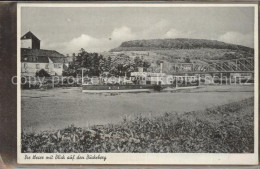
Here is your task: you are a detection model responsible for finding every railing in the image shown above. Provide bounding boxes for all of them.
[172,57,254,74]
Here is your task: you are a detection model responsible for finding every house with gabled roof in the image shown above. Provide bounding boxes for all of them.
[21,31,68,76]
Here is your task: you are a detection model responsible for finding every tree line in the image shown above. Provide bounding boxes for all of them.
[62,48,151,77]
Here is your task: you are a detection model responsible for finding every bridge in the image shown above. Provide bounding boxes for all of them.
[171,57,254,75]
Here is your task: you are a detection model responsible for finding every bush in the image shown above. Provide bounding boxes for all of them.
[36,69,51,77]
[62,69,77,77]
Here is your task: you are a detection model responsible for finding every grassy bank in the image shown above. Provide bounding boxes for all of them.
[22,97,254,153]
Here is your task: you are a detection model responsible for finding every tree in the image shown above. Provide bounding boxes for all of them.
[134,56,143,68]
[62,48,151,77]
[133,56,151,71]
[72,53,76,62]
[107,56,112,70]
[62,69,77,77]
[102,56,112,72]
[143,59,151,71]
[99,57,106,73]
[156,60,162,66]
[184,57,191,63]
[110,54,133,76]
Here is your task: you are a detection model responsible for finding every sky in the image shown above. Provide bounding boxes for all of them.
[21,7,255,55]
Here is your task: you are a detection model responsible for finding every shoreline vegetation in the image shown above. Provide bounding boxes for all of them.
[22,97,254,153]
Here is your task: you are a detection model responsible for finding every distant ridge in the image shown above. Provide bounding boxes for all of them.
[110,38,253,52]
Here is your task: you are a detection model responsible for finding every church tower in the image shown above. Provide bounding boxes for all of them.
[21,31,40,49]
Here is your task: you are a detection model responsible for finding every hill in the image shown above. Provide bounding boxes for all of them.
[110,38,254,54]
[106,38,254,74]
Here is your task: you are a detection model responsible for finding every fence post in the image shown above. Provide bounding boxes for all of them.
[52,77,54,88]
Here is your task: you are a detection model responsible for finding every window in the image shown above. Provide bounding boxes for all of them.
[36,64,40,69]
[45,64,49,69]
[22,63,28,73]
[29,56,34,62]
[54,63,62,68]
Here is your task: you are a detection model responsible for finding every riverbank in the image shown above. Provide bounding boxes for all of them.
[22,97,254,153]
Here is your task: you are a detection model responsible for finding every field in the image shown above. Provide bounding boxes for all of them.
[21,85,254,133]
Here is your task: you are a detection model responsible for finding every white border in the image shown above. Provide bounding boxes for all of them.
[17,3,259,165]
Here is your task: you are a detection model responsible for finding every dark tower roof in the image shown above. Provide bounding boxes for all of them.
[21,31,41,49]
[21,31,40,41]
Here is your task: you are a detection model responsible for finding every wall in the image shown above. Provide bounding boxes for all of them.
[146,76,171,85]
[53,63,63,76]
[21,39,32,49]
[21,62,55,76]
[32,38,40,49]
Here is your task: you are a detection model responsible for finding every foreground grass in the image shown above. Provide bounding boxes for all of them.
[22,98,254,153]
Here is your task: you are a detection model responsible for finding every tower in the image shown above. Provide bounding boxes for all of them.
[21,31,40,49]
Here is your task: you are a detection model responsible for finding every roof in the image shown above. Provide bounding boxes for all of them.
[21,48,65,58]
[49,57,68,63]
[21,55,49,63]
[21,31,40,41]
[21,48,67,63]
[131,72,166,77]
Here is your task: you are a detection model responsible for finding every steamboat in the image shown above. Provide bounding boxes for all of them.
[82,67,199,93]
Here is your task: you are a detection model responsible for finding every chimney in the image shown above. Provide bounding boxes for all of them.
[160,62,163,73]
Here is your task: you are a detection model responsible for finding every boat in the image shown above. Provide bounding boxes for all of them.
[81,80,199,93]
[82,66,199,93]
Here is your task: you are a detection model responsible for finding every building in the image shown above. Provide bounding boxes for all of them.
[21,31,68,76]
[130,66,173,85]
[21,31,40,49]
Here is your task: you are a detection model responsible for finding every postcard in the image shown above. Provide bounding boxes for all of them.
[17,3,258,165]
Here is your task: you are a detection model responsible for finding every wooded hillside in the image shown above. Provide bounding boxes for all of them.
[111,38,254,53]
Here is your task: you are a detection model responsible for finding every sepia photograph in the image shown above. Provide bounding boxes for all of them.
[17,3,258,165]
